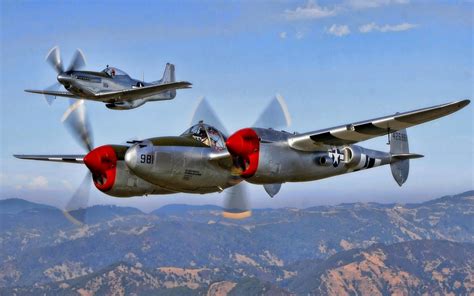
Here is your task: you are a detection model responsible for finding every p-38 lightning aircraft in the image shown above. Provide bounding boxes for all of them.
[25,47,192,110]
[14,96,470,223]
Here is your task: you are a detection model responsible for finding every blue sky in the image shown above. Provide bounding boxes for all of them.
[1,0,472,211]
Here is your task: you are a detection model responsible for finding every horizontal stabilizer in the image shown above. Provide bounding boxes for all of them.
[391,153,424,160]
[13,155,84,163]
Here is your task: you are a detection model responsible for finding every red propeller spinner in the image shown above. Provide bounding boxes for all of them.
[225,128,260,178]
[83,145,117,191]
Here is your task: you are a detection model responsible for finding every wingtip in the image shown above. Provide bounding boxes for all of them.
[455,99,470,108]
[180,81,193,89]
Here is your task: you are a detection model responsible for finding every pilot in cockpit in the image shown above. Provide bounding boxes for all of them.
[197,126,210,146]
[187,125,207,145]
[104,65,116,78]
[207,127,224,150]
[184,123,224,149]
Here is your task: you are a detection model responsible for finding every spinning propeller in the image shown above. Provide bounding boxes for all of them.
[42,46,86,105]
[190,95,292,219]
[61,100,94,225]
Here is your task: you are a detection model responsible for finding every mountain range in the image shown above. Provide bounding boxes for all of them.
[0,190,473,295]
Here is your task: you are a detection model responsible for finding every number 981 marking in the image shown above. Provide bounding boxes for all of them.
[140,154,154,164]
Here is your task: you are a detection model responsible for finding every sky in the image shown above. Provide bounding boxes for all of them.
[1,0,472,211]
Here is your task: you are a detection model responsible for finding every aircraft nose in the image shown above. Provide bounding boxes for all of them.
[57,73,71,84]
[124,144,139,170]
[125,141,153,172]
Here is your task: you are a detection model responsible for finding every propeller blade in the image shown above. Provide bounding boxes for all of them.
[253,94,291,129]
[61,100,94,152]
[190,97,228,136]
[45,46,64,74]
[63,172,91,225]
[222,182,252,219]
[43,82,62,105]
[66,49,86,72]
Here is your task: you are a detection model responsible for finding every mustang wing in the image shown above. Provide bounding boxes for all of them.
[288,100,470,151]
[24,89,76,98]
[14,155,85,163]
[95,81,192,100]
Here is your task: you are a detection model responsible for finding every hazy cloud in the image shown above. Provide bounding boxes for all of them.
[326,24,351,37]
[1,174,48,190]
[61,180,74,191]
[28,176,48,189]
[359,22,417,33]
[282,0,410,23]
[284,0,338,21]
[347,0,409,9]
[295,31,305,39]
[279,31,287,39]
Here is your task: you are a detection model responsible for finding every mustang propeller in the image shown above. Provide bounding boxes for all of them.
[190,94,291,219]
[41,46,86,105]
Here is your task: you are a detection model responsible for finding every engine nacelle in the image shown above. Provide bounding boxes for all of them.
[104,161,169,197]
[84,145,168,197]
[227,128,292,183]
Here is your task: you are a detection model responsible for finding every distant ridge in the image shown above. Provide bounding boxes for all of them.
[152,204,222,215]
[1,189,472,214]
[3,240,472,295]
[0,190,473,293]
[0,198,58,214]
[410,190,474,207]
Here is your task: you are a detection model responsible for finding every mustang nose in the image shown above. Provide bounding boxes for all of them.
[57,73,72,84]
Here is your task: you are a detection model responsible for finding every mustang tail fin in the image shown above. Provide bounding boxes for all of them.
[161,63,175,83]
[389,129,423,186]
[153,63,177,99]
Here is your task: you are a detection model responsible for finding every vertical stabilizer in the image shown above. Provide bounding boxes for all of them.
[390,129,409,186]
[154,63,176,99]
[161,63,175,84]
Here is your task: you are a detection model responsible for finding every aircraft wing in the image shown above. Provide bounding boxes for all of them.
[288,100,470,151]
[95,81,192,100]
[24,89,76,98]
[14,155,85,163]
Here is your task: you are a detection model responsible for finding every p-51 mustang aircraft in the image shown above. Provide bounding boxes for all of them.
[25,47,192,110]
[14,96,470,223]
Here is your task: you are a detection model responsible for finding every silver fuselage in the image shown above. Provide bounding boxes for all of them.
[60,70,172,103]
[108,127,392,198]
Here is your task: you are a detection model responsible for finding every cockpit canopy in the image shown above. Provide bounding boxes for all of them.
[181,123,226,150]
[102,66,129,78]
